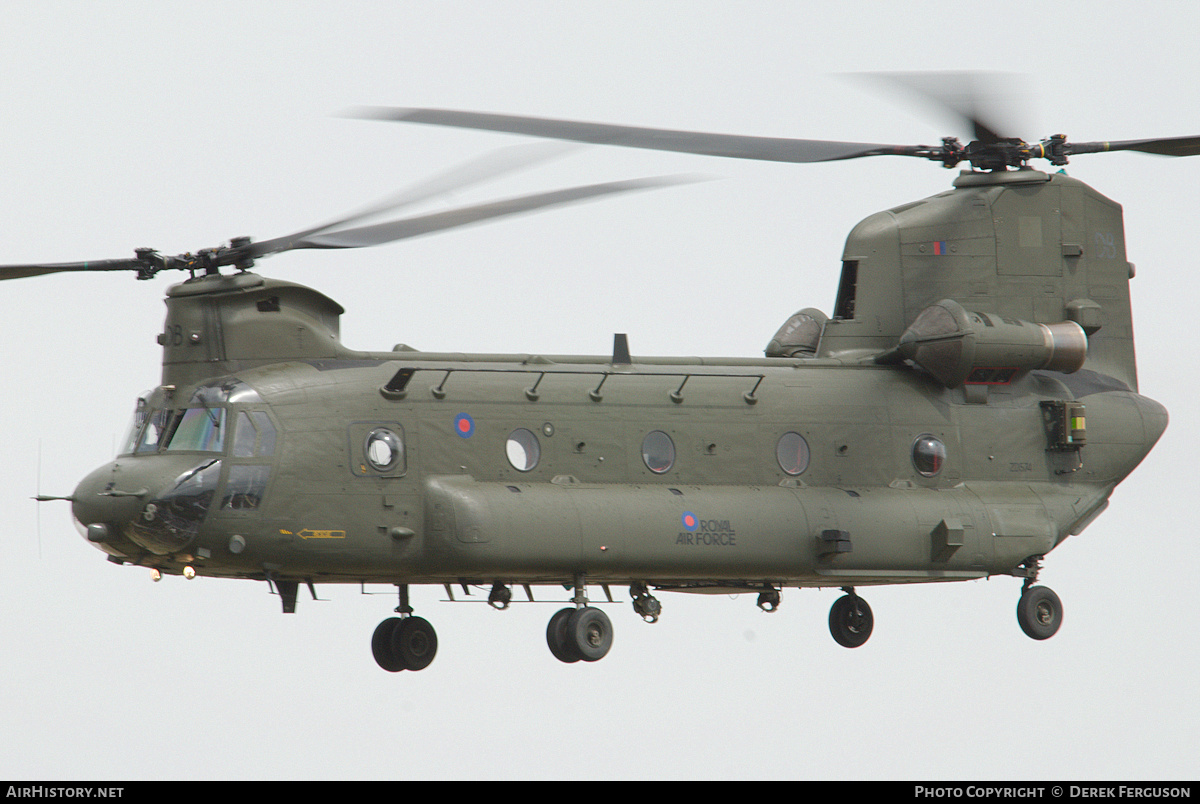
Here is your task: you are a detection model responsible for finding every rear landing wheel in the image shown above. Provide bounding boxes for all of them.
[546,607,582,663]
[1017,585,1062,640]
[567,606,613,662]
[371,615,439,672]
[829,592,873,648]
[372,617,406,672]
[394,616,438,670]
[547,606,613,663]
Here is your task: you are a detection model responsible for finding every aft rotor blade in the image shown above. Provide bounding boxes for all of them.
[249,140,578,259]
[1069,135,1200,158]
[0,258,147,281]
[846,71,1026,144]
[350,106,920,164]
[295,175,703,249]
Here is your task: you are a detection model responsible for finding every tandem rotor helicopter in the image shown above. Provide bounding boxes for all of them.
[12,77,1193,673]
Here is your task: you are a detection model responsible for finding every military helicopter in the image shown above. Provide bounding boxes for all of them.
[11,80,1192,673]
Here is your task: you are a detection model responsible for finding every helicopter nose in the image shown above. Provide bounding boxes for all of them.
[71,462,147,555]
[72,456,222,556]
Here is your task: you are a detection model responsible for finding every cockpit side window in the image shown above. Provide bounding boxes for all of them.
[221,465,270,511]
[121,397,150,455]
[222,409,277,512]
[233,411,277,458]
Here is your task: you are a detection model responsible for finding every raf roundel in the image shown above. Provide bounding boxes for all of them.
[681,511,699,532]
[454,413,475,439]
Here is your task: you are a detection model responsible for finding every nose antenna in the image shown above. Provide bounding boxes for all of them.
[31,441,78,559]
[36,440,42,561]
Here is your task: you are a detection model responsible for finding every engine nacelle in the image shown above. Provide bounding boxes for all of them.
[892,299,1087,388]
[765,308,828,357]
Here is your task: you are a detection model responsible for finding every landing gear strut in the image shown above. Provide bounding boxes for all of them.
[828,587,873,648]
[371,584,439,672]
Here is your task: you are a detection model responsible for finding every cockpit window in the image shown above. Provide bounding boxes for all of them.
[123,407,225,454]
[130,408,173,454]
[164,408,226,452]
[121,378,265,456]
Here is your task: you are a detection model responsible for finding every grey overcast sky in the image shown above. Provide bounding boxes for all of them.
[2,0,1197,781]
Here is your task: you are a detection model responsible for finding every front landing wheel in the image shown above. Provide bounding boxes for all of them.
[1017,586,1062,640]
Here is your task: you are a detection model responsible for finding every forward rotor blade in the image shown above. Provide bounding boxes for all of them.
[350,106,918,164]
[1070,135,1200,158]
[0,258,147,281]
[294,175,704,250]
[0,170,697,281]
[249,140,578,259]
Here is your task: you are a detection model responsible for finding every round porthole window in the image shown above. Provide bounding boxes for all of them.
[365,428,403,472]
[642,430,676,474]
[506,428,541,472]
[776,432,810,475]
[912,434,946,477]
